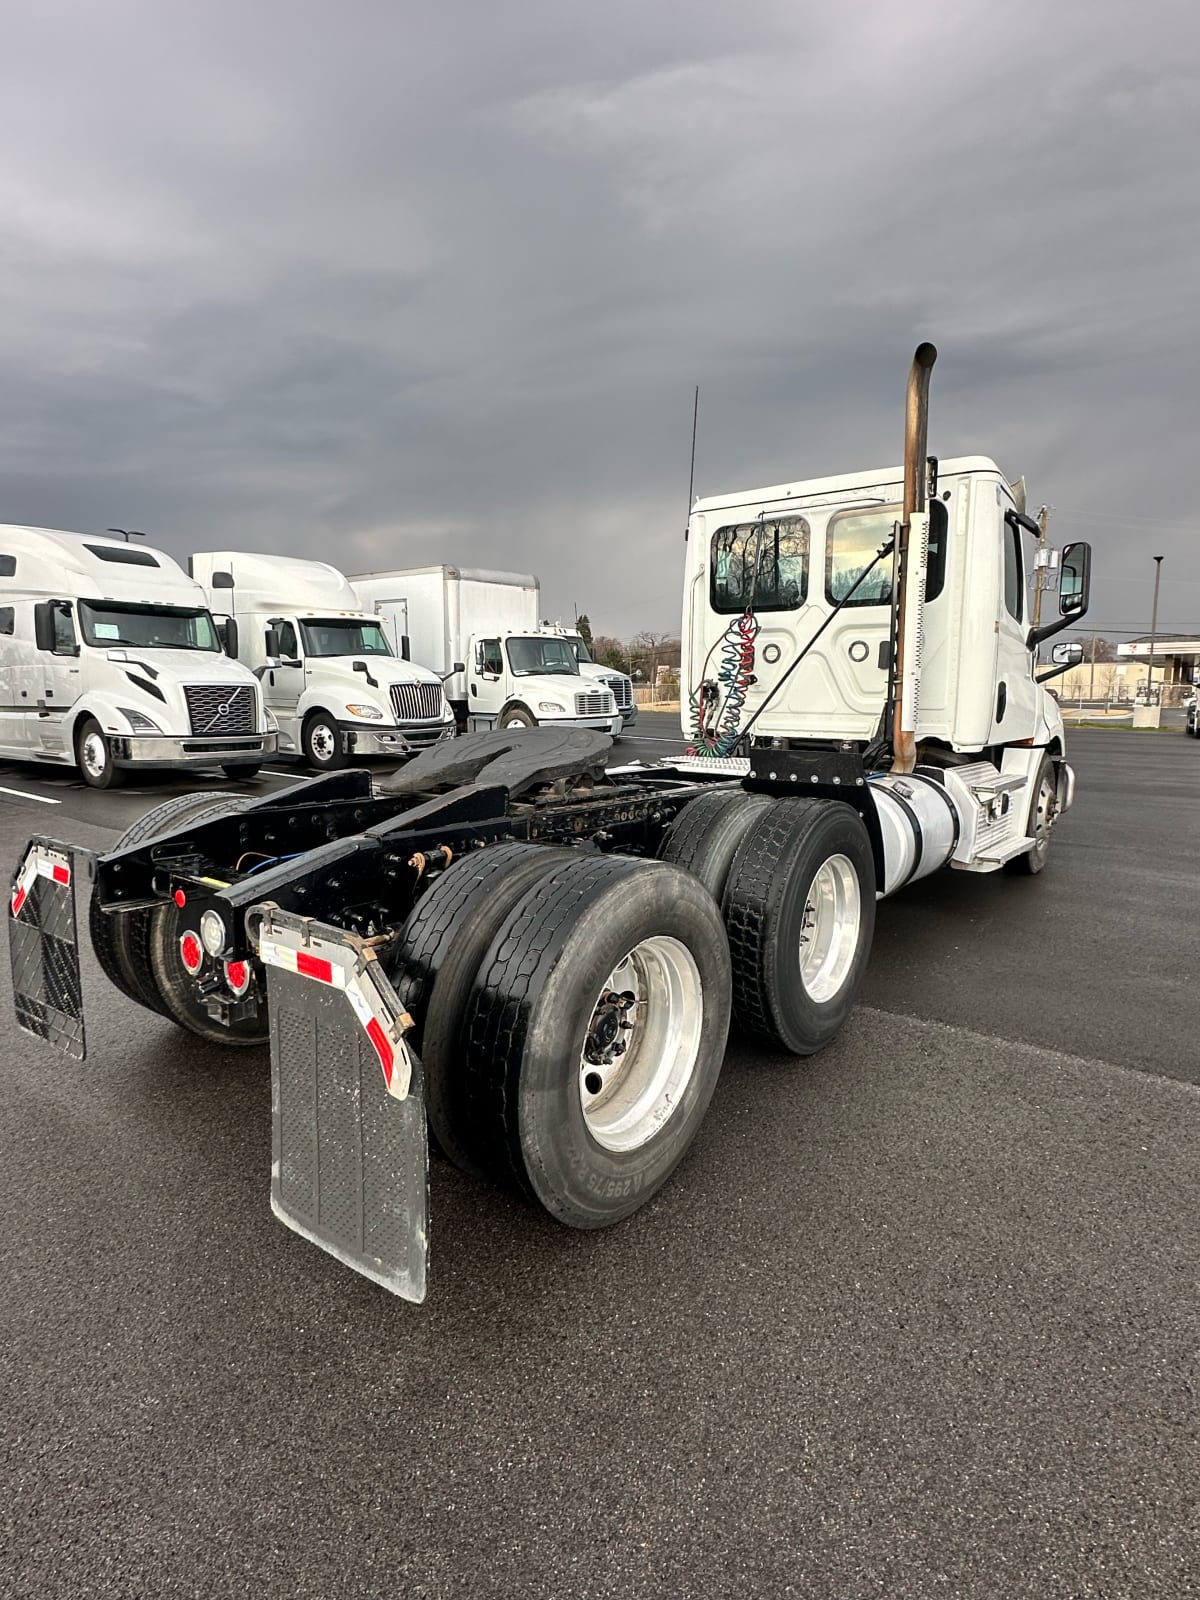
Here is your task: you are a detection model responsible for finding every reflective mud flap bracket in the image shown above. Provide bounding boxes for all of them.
[9,838,91,1060]
[252,903,429,1304]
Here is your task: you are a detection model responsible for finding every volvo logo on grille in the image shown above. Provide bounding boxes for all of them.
[203,701,232,732]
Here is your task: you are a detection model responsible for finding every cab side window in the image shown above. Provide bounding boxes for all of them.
[480,639,503,675]
[268,620,298,658]
[1003,520,1024,622]
[0,607,13,634]
[52,602,78,655]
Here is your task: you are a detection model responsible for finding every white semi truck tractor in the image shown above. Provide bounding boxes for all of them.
[190,552,457,771]
[11,346,1090,1303]
[0,527,274,787]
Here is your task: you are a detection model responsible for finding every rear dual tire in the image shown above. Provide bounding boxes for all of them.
[396,848,732,1227]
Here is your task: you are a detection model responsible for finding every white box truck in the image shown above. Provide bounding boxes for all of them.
[350,565,628,735]
[190,552,456,771]
[0,525,275,787]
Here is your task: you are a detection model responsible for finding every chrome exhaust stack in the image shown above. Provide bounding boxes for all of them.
[892,342,937,773]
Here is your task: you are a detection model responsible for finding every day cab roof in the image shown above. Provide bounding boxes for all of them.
[691,456,1008,519]
[190,550,371,618]
[0,524,200,602]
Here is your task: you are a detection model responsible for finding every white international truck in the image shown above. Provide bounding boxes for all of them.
[189,552,457,771]
[0,526,274,787]
[350,565,628,736]
[12,346,1091,1304]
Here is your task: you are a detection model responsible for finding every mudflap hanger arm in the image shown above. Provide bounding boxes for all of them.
[253,902,430,1303]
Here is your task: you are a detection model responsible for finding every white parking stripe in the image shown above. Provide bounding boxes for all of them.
[0,785,62,804]
[261,769,313,780]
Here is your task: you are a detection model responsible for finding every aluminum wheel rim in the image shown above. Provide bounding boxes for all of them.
[502,714,528,729]
[580,936,704,1153]
[1031,770,1057,860]
[81,731,108,779]
[798,854,861,1003]
[310,723,337,762]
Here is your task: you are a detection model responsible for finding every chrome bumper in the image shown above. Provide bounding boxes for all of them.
[112,733,276,769]
[344,722,456,757]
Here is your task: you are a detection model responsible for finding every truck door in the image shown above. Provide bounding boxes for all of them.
[469,637,505,724]
[262,618,305,731]
[990,514,1039,740]
[31,601,83,755]
[0,603,22,753]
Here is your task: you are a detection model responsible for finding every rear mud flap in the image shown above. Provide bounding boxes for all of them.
[255,906,429,1303]
[9,838,90,1060]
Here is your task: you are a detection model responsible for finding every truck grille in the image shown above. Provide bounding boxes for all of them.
[603,675,633,710]
[389,682,445,723]
[575,691,615,717]
[184,684,255,737]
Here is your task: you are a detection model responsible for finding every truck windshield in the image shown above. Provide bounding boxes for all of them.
[78,600,220,651]
[298,619,393,657]
[507,637,579,676]
[567,637,594,664]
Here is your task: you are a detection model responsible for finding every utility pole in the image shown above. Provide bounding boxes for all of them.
[1031,504,1050,632]
[1146,555,1164,703]
[1089,632,1098,702]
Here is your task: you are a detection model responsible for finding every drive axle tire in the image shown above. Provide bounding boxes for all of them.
[458,854,732,1227]
[658,788,776,902]
[1005,754,1058,877]
[89,789,251,1017]
[723,798,876,1056]
[392,843,573,1173]
[498,705,536,730]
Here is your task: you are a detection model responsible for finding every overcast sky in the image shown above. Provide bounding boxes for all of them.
[1,0,1196,640]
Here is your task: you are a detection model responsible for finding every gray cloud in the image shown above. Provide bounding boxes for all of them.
[0,0,1197,639]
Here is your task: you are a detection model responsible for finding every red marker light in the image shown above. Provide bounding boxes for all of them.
[174,889,187,909]
[225,960,251,996]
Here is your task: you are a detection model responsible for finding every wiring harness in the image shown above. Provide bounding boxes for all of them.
[687,609,759,758]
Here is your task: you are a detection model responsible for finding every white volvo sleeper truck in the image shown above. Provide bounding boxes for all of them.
[10,346,1090,1303]
[351,564,625,736]
[190,552,457,771]
[0,526,274,787]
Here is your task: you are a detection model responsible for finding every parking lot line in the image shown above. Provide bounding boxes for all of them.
[0,785,62,804]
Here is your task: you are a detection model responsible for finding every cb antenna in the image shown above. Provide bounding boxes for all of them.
[685,384,699,539]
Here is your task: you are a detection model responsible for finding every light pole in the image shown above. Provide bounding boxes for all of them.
[1146,555,1164,703]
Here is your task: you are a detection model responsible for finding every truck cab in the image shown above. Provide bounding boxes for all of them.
[466,629,621,734]
[555,628,637,729]
[683,456,1071,758]
[190,552,456,771]
[0,526,274,787]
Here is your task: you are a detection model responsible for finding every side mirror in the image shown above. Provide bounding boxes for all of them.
[211,571,235,590]
[399,634,411,661]
[1059,542,1091,616]
[33,601,55,653]
[215,616,239,659]
[1051,641,1084,667]
[265,625,281,659]
[452,661,465,675]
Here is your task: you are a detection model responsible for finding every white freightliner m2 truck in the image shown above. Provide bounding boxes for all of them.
[190,552,457,771]
[0,527,274,787]
[10,346,1090,1304]
[350,565,632,735]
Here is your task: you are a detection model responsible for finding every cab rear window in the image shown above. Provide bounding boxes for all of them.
[710,518,809,613]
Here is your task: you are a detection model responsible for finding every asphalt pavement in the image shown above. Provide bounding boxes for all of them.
[2,719,1198,1599]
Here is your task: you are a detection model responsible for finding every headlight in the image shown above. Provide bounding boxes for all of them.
[117,706,162,733]
[345,704,383,719]
[538,701,565,714]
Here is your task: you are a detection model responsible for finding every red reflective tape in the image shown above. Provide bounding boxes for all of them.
[11,887,26,918]
[52,864,70,885]
[365,1017,394,1088]
[296,951,334,983]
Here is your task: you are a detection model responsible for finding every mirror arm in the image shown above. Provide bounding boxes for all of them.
[1005,508,1043,538]
[1027,604,1088,651]
[1036,659,1077,684]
